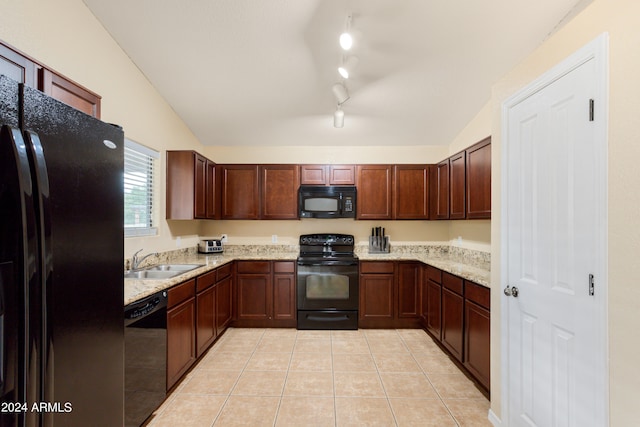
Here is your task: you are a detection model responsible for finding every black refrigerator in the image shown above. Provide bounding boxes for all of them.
[0,75,124,427]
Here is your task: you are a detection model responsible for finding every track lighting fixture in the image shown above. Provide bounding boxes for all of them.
[338,56,358,79]
[332,13,358,128]
[332,83,350,105]
[339,14,353,50]
[333,106,345,128]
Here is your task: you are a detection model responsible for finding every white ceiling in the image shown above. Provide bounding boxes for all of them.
[83,0,589,146]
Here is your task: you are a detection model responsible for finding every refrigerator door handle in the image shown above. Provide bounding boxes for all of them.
[0,125,40,423]
[23,130,53,412]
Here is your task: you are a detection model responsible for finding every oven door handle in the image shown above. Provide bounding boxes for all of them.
[307,314,350,322]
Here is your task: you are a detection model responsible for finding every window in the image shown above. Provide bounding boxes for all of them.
[124,139,159,237]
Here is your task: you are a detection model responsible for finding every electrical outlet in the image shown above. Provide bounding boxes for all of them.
[271,235,278,243]
[176,236,181,247]
[220,234,228,243]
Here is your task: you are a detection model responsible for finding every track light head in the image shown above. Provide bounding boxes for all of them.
[333,107,345,128]
[332,83,350,105]
[338,56,358,79]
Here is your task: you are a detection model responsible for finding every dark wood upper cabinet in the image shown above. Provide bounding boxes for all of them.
[356,165,393,220]
[260,165,300,220]
[221,165,260,219]
[300,164,355,185]
[38,68,101,118]
[194,154,207,219]
[0,42,38,87]
[328,165,356,185]
[394,165,429,219]
[166,151,217,220]
[1,40,101,118]
[466,137,491,219]
[205,160,218,218]
[300,165,327,185]
[449,151,466,219]
[433,159,450,219]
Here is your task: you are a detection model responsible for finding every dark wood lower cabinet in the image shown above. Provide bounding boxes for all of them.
[424,278,442,340]
[216,275,233,331]
[420,265,490,394]
[167,280,196,390]
[233,261,296,327]
[196,271,217,358]
[441,287,464,362]
[359,274,395,323]
[359,261,421,328]
[273,262,297,322]
[464,300,491,389]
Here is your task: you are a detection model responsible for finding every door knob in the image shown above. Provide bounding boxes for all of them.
[504,285,519,297]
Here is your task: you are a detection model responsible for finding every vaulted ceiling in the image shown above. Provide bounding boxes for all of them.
[83,0,590,146]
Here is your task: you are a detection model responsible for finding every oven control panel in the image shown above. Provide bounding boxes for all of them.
[299,234,354,245]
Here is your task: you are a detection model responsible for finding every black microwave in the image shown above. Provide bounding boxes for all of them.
[298,186,356,218]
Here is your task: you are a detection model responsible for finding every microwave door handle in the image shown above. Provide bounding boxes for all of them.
[338,195,343,214]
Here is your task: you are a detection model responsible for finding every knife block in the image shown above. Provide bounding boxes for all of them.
[368,236,390,254]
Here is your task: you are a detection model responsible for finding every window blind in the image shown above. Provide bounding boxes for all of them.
[124,139,159,237]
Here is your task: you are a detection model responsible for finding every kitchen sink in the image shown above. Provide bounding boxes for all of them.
[147,264,203,272]
[124,264,203,280]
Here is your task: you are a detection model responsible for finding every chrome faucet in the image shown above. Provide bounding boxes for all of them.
[131,249,158,270]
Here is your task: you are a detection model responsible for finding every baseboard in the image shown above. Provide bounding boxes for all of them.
[488,409,502,426]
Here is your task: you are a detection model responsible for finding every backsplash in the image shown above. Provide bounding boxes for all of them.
[125,243,490,271]
[124,247,197,271]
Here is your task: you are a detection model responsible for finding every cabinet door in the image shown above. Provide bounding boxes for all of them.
[236,274,271,320]
[394,165,429,219]
[397,262,421,318]
[221,165,260,219]
[449,151,466,219]
[196,285,216,357]
[260,165,300,219]
[167,151,216,220]
[167,298,196,389]
[356,165,393,220]
[38,68,101,118]
[359,274,394,321]
[216,275,233,332]
[300,165,327,185]
[0,42,38,87]
[205,159,218,219]
[441,287,464,362]
[425,279,442,340]
[434,160,450,219]
[328,165,355,185]
[194,154,207,219]
[466,137,491,219]
[464,300,491,390]
[273,274,296,320]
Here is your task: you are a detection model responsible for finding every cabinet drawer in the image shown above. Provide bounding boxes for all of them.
[360,261,395,274]
[442,272,464,295]
[236,261,271,274]
[196,270,216,293]
[426,265,442,284]
[216,262,233,282]
[273,261,295,274]
[168,279,196,309]
[465,281,490,309]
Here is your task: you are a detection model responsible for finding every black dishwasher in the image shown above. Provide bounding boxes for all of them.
[124,290,168,427]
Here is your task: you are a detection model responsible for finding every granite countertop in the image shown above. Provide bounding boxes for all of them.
[124,247,490,306]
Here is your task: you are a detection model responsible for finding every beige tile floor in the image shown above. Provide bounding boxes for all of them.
[147,328,490,427]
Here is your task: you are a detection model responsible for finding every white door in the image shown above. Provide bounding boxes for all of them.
[502,35,608,427]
